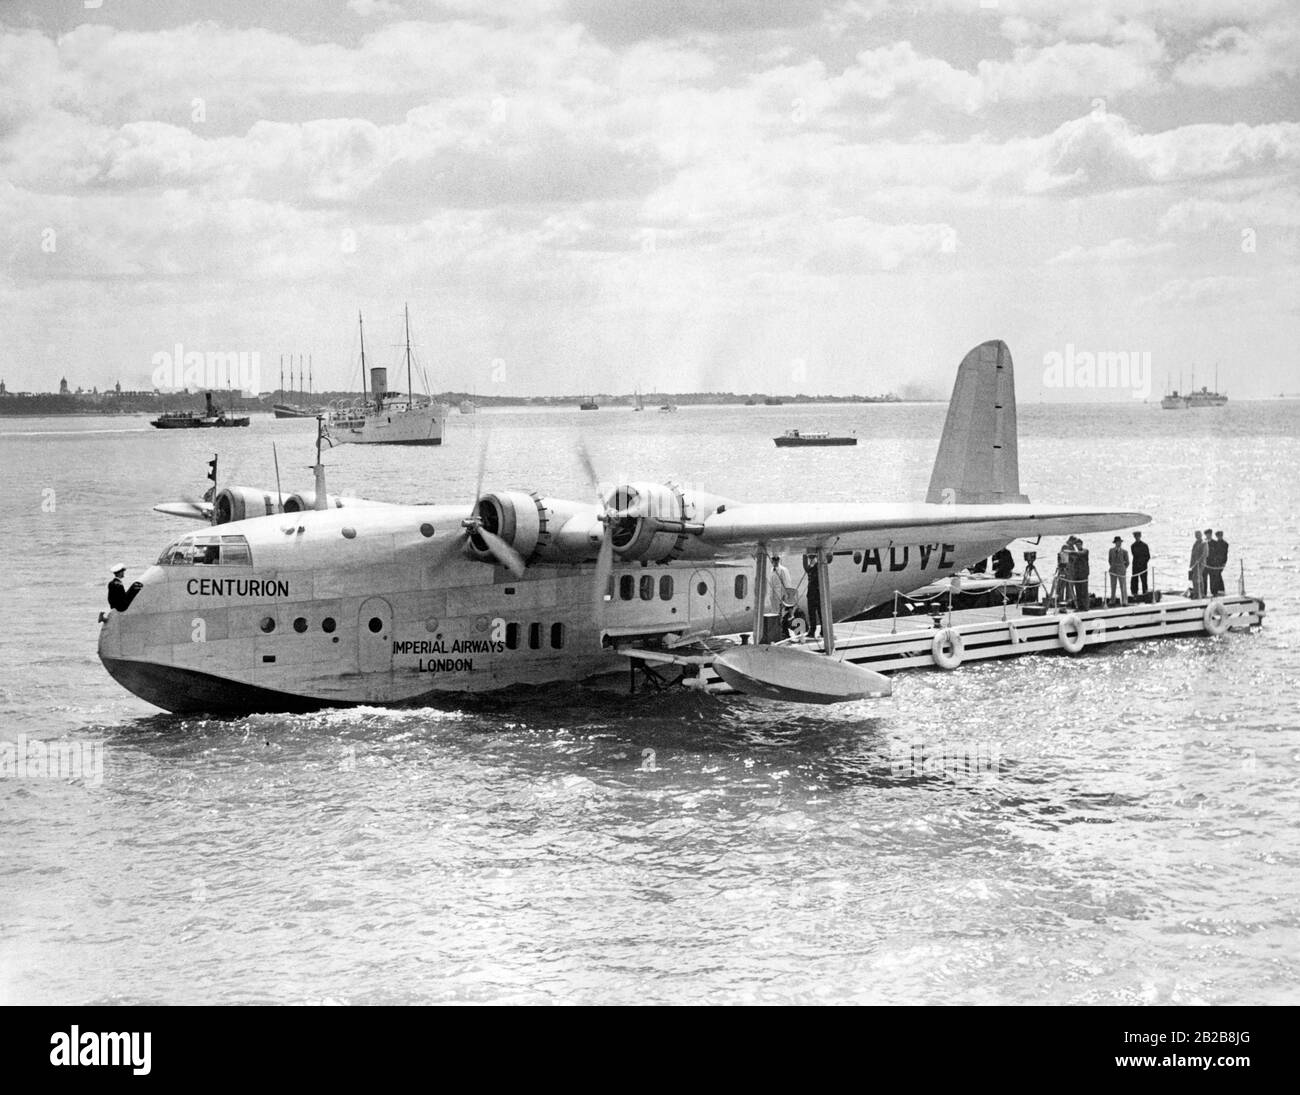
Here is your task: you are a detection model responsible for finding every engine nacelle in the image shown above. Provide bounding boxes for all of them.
[606,482,735,562]
[214,486,284,525]
[283,491,348,513]
[466,491,543,563]
[541,512,604,561]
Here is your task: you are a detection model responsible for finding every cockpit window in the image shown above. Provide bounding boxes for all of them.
[157,534,252,566]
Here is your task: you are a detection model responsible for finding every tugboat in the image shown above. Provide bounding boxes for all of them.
[325,307,448,446]
[773,428,856,447]
[151,392,250,429]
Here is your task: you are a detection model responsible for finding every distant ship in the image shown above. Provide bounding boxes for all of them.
[1163,367,1226,409]
[579,396,599,410]
[764,396,784,406]
[272,403,319,419]
[326,307,448,446]
[1185,386,1228,408]
[633,389,644,411]
[659,402,677,413]
[458,399,478,415]
[151,392,250,429]
[273,354,323,418]
[773,428,856,447]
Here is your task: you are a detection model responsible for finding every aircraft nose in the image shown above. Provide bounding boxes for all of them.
[98,608,123,659]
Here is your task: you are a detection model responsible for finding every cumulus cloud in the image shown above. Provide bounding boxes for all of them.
[1173,15,1300,87]
[1046,237,1175,264]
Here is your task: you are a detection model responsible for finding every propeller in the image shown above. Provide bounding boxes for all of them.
[458,435,527,579]
[577,440,621,622]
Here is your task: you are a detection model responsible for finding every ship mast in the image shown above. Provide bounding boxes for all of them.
[359,311,368,407]
[280,354,284,399]
[405,302,413,408]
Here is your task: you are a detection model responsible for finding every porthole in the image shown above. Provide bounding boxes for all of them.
[659,575,673,600]
[734,575,747,599]
[368,617,384,633]
[505,622,519,650]
[420,523,434,537]
[550,622,565,649]
[259,616,276,634]
[528,622,541,649]
[639,575,654,601]
[697,581,708,596]
[322,617,336,633]
[342,527,356,539]
[293,617,308,633]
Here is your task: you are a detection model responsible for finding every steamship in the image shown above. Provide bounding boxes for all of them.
[326,307,448,446]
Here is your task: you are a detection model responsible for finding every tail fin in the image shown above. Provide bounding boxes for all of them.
[925,339,1029,505]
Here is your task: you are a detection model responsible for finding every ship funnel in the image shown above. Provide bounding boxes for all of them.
[370,367,387,396]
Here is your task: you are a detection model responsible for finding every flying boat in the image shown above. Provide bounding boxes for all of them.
[100,340,1148,713]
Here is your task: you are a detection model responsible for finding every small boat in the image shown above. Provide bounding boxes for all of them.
[579,397,599,410]
[773,428,856,447]
[659,402,677,413]
[633,389,644,411]
[458,399,478,415]
[763,396,784,406]
[151,392,250,429]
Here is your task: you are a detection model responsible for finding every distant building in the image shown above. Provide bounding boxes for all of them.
[0,380,6,396]
[59,376,70,396]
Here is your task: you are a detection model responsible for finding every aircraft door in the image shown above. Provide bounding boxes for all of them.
[687,570,716,631]
[358,597,393,674]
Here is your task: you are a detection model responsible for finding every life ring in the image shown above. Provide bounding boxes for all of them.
[1058,613,1086,654]
[931,627,964,669]
[1203,599,1230,636]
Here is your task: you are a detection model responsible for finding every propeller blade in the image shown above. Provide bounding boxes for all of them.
[576,440,603,505]
[473,435,489,504]
[478,527,527,580]
[153,501,212,521]
[591,526,614,621]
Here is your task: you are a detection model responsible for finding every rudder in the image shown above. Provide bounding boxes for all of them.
[925,339,1028,505]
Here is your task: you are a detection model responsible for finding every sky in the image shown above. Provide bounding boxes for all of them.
[1,0,1297,400]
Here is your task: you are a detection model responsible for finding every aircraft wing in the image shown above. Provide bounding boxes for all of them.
[698,502,1148,552]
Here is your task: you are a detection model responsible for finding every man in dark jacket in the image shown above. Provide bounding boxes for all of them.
[1107,536,1130,606]
[1129,531,1150,601]
[803,553,821,638]
[1206,530,1229,595]
[107,564,142,612]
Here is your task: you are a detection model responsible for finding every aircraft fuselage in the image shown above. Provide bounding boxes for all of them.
[98,503,1004,713]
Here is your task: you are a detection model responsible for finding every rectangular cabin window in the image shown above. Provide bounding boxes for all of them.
[505,622,519,650]
[528,622,541,650]
[659,576,674,601]
[550,623,564,649]
[734,574,747,599]
[639,575,655,601]
[156,534,252,567]
[619,575,635,601]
